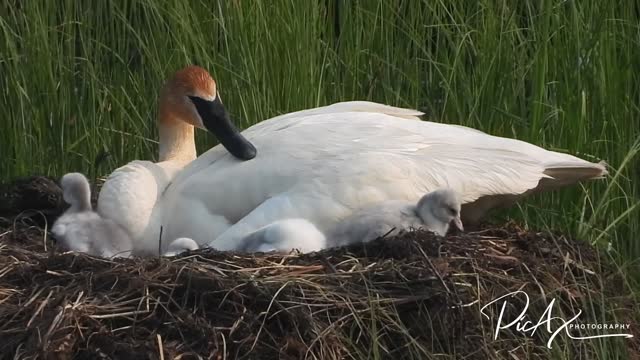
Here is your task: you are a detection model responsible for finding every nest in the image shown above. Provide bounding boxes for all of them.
[0,177,638,359]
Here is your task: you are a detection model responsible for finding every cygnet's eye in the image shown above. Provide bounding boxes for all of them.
[448,207,457,215]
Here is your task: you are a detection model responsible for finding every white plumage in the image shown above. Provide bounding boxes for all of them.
[163,237,199,257]
[236,219,326,253]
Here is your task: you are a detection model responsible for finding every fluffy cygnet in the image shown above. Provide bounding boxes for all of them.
[163,237,199,257]
[52,173,133,258]
[237,218,326,253]
[326,188,463,247]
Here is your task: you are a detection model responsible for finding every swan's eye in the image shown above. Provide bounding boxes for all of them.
[448,207,457,215]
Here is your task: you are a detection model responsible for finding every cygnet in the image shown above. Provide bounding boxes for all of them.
[52,172,133,258]
[327,188,463,247]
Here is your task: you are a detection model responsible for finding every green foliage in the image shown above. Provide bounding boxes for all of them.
[0,1,637,278]
[1,1,638,358]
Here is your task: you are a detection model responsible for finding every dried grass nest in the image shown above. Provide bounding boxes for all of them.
[0,176,638,359]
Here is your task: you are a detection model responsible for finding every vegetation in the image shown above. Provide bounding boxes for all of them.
[0,1,638,358]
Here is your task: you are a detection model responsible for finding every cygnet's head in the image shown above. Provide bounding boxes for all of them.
[60,172,92,212]
[416,188,463,233]
[164,237,199,257]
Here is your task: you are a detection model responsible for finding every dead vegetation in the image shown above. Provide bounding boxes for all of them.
[0,177,637,359]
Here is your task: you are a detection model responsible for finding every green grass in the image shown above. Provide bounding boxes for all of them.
[1,1,638,358]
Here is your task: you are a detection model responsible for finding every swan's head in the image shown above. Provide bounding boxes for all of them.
[164,237,199,257]
[416,188,463,232]
[159,65,256,160]
[60,172,92,212]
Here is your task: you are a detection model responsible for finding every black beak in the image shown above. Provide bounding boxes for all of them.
[189,96,257,160]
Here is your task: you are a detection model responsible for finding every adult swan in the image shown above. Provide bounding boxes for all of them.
[97,66,256,256]
[155,96,607,251]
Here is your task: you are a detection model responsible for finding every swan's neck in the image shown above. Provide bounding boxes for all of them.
[72,197,92,213]
[158,118,197,163]
[64,186,92,213]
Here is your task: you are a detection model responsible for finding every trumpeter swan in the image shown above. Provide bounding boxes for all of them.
[97,66,256,256]
[153,101,606,251]
[94,70,606,253]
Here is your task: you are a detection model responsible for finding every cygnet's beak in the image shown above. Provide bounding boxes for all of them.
[452,215,464,231]
[189,95,257,160]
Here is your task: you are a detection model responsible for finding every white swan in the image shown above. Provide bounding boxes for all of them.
[326,188,463,247]
[52,173,133,258]
[155,101,606,251]
[236,218,326,253]
[96,66,256,256]
[94,66,606,253]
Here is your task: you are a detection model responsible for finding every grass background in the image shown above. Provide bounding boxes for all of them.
[0,1,638,357]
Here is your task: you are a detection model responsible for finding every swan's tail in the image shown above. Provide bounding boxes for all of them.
[461,157,607,224]
[539,160,608,189]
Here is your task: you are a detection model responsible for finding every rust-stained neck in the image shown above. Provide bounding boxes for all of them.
[155,66,217,163]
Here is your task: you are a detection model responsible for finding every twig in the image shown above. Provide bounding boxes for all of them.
[157,334,164,360]
[158,226,163,257]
